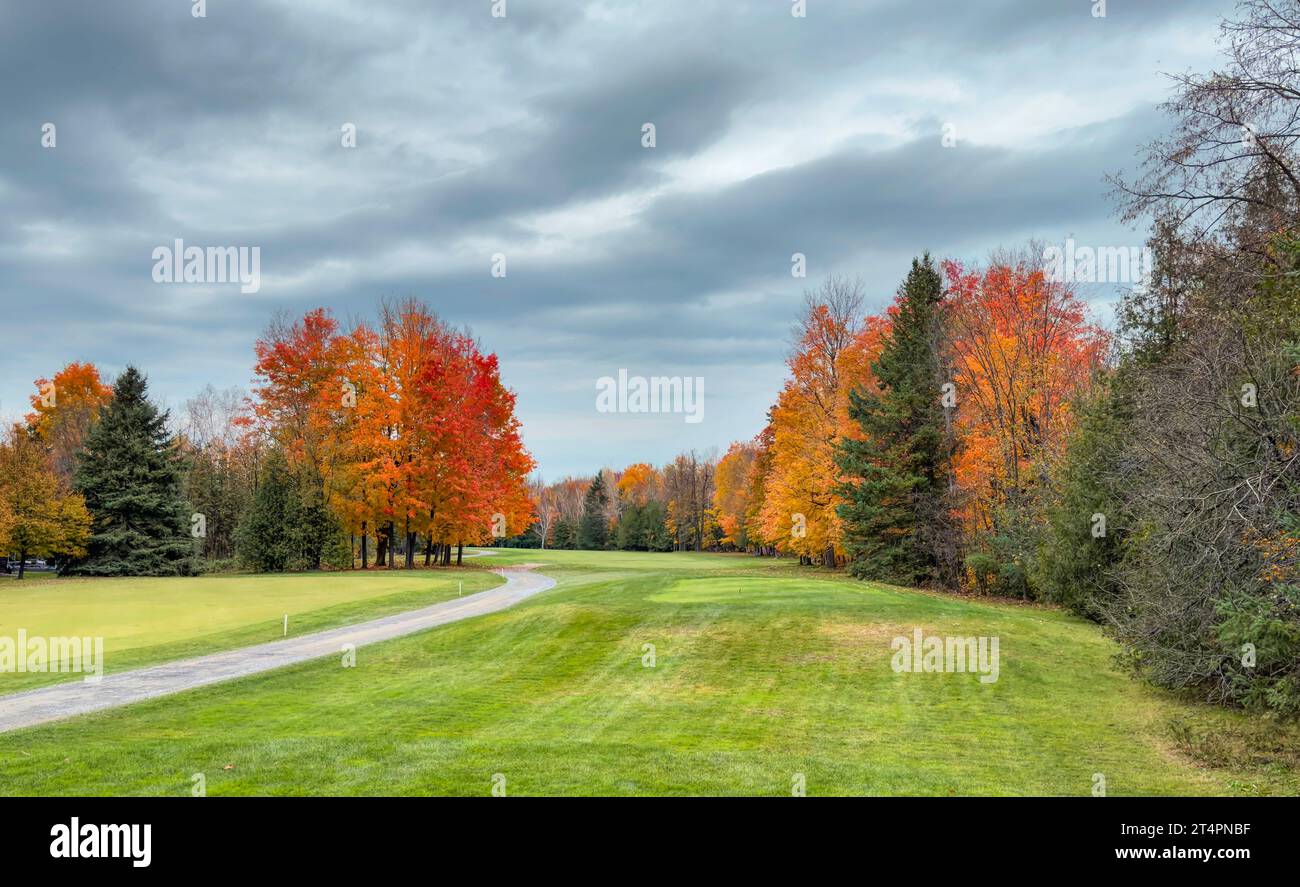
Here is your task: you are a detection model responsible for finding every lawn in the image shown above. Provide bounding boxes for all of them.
[0,548,1294,796]
[0,567,501,693]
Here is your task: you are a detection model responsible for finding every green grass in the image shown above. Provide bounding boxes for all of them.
[0,548,1294,796]
[0,567,501,693]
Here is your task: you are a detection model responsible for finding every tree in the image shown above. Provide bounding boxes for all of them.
[758,278,888,566]
[837,255,960,586]
[236,448,348,572]
[251,308,363,567]
[943,253,1108,592]
[252,301,534,570]
[25,362,113,488]
[181,385,259,562]
[1112,0,1300,256]
[578,471,610,549]
[664,451,717,551]
[713,442,757,550]
[236,449,300,572]
[69,367,195,576]
[529,476,558,549]
[0,425,91,578]
[1032,378,1132,619]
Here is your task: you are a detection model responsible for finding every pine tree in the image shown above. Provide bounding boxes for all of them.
[236,452,348,572]
[1032,379,1130,620]
[836,255,958,586]
[70,367,195,576]
[578,471,610,550]
[236,450,299,572]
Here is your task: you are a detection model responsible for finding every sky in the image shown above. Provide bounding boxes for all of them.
[0,0,1236,478]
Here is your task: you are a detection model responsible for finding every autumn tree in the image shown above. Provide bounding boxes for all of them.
[250,300,534,570]
[944,253,1108,593]
[713,441,757,550]
[0,425,91,578]
[25,362,113,488]
[614,463,670,551]
[664,451,717,551]
[758,278,887,566]
[250,308,353,568]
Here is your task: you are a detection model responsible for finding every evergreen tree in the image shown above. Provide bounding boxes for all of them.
[71,367,195,576]
[578,471,610,549]
[1032,379,1131,620]
[836,255,958,586]
[552,517,578,550]
[615,499,672,551]
[237,450,298,572]
[236,452,348,572]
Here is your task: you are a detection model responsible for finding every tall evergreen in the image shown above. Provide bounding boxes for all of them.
[236,452,348,572]
[578,471,610,550]
[836,255,957,586]
[71,366,195,576]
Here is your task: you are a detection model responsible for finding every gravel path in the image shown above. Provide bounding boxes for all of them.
[0,564,554,734]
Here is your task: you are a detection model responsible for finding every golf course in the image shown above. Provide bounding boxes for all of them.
[0,549,1295,796]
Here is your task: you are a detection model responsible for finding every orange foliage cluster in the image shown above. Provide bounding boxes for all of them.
[25,362,114,487]
[944,260,1108,533]
[251,301,535,551]
[715,259,1107,568]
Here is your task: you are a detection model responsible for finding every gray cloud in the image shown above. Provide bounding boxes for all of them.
[0,0,1235,474]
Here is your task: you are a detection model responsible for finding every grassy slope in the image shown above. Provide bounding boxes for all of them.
[0,569,501,693]
[0,549,1293,796]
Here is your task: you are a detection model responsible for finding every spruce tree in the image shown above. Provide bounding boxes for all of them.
[71,366,195,576]
[836,255,957,586]
[236,450,299,572]
[578,471,610,550]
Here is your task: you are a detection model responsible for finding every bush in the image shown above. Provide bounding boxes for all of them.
[965,553,999,595]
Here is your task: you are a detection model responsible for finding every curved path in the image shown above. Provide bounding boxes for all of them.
[0,563,555,734]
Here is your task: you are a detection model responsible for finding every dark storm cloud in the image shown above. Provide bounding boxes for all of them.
[0,0,1235,474]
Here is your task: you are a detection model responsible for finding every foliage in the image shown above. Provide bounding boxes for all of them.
[69,367,194,577]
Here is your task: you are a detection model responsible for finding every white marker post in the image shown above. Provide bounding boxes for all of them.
[283,614,288,637]
[458,581,463,597]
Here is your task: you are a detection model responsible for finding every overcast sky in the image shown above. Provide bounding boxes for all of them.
[0,0,1234,477]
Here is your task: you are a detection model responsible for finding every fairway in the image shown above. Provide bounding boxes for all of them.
[0,549,1294,796]
[0,569,502,693]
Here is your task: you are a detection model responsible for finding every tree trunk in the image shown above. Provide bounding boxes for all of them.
[442,543,452,567]
[360,522,368,568]
[404,515,415,569]
[456,542,463,566]
[17,548,26,581]
[424,535,433,567]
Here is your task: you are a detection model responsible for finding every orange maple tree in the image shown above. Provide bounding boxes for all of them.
[943,258,1109,533]
[26,362,113,487]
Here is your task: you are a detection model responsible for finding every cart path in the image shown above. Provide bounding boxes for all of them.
[0,563,554,734]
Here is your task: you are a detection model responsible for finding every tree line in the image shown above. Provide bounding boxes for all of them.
[515,0,1300,717]
[1,298,533,577]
